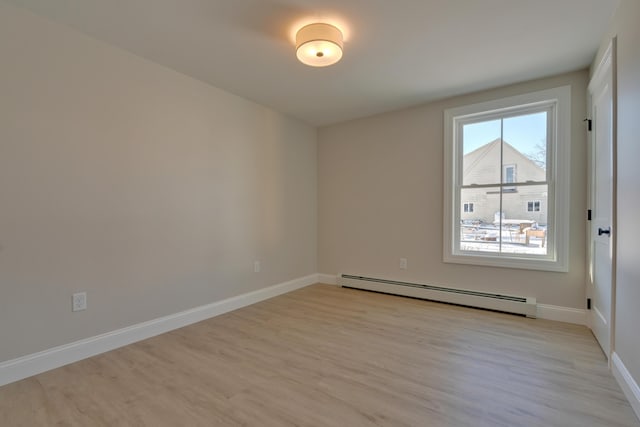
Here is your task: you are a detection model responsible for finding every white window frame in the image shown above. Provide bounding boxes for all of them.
[463,202,474,213]
[443,86,570,272]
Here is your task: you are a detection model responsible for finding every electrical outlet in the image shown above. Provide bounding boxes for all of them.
[254,260,261,273]
[400,258,408,270]
[72,292,87,312]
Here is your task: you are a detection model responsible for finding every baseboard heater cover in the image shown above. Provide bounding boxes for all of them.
[338,274,537,318]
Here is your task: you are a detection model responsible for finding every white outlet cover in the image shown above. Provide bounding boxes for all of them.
[400,258,408,269]
[72,292,87,312]
[254,261,261,273]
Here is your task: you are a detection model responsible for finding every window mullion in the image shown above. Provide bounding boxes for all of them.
[499,118,504,254]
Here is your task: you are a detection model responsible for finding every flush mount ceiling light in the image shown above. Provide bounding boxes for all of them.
[295,23,343,67]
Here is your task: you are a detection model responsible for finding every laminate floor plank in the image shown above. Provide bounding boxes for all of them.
[0,284,638,426]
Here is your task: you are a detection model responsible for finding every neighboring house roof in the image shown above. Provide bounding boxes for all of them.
[463,139,545,182]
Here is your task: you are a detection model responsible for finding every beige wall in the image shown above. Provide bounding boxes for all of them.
[594,0,640,388]
[318,70,588,308]
[0,3,317,362]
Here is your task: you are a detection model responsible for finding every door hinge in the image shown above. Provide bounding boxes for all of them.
[587,298,592,310]
[587,209,592,221]
[584,118,592,131]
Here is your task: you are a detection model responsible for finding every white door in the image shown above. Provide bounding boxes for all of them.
[588,41,615,358]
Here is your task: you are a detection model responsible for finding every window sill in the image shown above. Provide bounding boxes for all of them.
[443,252,568,273]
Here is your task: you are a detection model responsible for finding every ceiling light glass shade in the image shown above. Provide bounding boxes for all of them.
[296,23,343,67]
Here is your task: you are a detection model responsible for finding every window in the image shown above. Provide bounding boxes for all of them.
[527,201,541,212]
[503,165,516,191]
[443,86,570,272]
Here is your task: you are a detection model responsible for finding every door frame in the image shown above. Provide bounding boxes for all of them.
[586,38,617,361]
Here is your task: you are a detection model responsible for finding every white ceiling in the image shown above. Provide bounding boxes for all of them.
[7,0,619,126]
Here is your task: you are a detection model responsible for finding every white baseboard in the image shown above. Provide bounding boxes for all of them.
[333,273,584,325]
[0,274,319,387]
[612,352,640,421]
[536,304,587,325]
[317,273,338,285]
[0,274,590,388]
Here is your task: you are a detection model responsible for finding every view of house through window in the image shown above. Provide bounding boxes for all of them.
[459,110,549,255]
[445,86,569,271]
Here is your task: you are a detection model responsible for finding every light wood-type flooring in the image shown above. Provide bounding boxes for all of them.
[1,284,638,426]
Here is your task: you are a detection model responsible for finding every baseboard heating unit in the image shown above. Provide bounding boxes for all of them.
[338,274,537,318]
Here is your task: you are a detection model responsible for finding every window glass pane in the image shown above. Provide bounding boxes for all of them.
[501,185,548,255]
[462,119,501,185]
[459,187,501,253]
[460,186,548,255]
[502,111,547,182]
